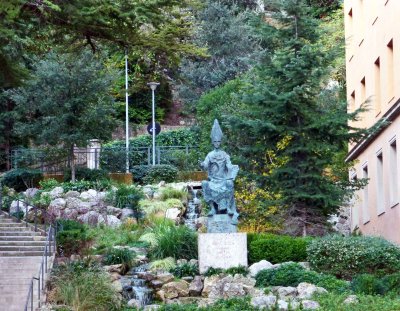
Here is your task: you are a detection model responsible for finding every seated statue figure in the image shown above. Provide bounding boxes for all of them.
[200,119,239,225]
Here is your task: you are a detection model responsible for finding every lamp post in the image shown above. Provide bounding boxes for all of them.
[147,82,160,166]
[125,51,129,173]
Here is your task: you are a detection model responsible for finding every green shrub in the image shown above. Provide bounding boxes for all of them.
[143,165,178,185]
[160,187,187,201]
[61,179,112,192]
[170,262,199,278]
[204,267,224,276]
[147,220,198,260]
[1,168,42,192]
[39,178,60,191]
[131,165,150,184]
[204,266,249,277]
[307,235,400,279]
[255,263,349,293]
[113,184,144,210]
[49,261,121,311]
[149,257,177,272]
[64,167,109,182]
[351,274,386,295]
[382,272,400,295]
[56,220,91,256]
[102,248,135,271]
[249,234,311,264]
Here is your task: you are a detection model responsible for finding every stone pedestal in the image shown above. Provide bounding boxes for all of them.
[207,214,237,233]
[198,233,248,274]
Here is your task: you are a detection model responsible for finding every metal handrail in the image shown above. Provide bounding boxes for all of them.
[24,224,56,311]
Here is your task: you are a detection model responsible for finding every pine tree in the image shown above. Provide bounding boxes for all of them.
[228,0,367,235]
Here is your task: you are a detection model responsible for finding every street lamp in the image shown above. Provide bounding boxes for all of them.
[147,82,160,166]
[125,51,130,173]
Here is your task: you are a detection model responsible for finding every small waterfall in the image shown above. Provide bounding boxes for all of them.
[121,264,153,307]
[185,186,201,230]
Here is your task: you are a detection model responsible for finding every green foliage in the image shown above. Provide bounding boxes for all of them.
[350,274,387,296]
[204,265,249,277]
[39,178,60,191]
[307,235,400,279]
[160,187,187,201]
[49,261,121,311]
[381,272,400,295]
[102,248,135,272]
[143,165,179,185]
[56,220,91,256]
[149,257,177,272]
[64,168,109,182]
[249,234,311,264]
[146,220,198,260]
[1,168,42,191]
[110,184,144,216]
[255,263,349,293]
[170,262,199,278]
[61,180,112,192]
[156,297,257,311]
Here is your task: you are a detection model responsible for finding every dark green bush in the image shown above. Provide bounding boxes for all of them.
[160,187,187,201]
[141,165,178,184]
[382,272,400,295]
[255,263,349,293]
[56,220,91,256]
[249,233,311,264]
[102,248,135,272]
[114,184,144,210]
[61,179,112,192]
[204,266,249,277]
[1,168,42,191]
[204,267,224,276]
[307,235,400,279]
[149,220,198,260]
[351,274,386,295]
[64,167,109,182]
[170,262,199,278]
[131,165,150,184]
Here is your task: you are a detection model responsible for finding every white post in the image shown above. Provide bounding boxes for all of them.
[125,52,129,173]
[147,82,160,166]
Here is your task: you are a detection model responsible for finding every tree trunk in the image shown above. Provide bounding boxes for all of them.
[70,144,76,182]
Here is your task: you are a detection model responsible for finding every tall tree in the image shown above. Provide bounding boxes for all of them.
[176,0,262,112]
[226,0,366,236]
[8,51,118,181]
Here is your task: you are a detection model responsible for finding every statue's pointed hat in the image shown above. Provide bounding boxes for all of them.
[211,119,223,141]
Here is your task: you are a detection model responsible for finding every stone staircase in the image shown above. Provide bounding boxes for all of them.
[0,213,49,311]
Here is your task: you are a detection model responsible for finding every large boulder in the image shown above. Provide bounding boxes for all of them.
[63,208,79,220]
[250,294,277,309]
[24,188,39,199]
[202,275,222,298]
[49,198,67,210]
[249,260,274,277]
[204,274,256,300]
[49,187,64,199]
[80,189,98,201]
[161,280,190,299]
[107,206,122,218]
[156,273,175,285]
[10,200,29,215]
[99,215,122,228]
[66,197,81,210]
[189,276,203,297]
[165,208,181,221]
[121,208,135,220]
[64,191,80,198]
[297,283,327,299]
[78,211,104,226]
[277,286,298,300]
[302,300,320,310]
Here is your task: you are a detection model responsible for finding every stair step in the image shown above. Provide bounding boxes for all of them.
[0,245,46,251]
[0,226,34,231]
[0,251,44,256]
[0,241,47,246]
[0,222,31,227]
[0,236,46,241]
[0,232,42,236]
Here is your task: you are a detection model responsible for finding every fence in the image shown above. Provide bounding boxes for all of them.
[10,145,202,173]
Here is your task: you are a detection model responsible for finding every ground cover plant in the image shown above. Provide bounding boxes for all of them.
[56,220,91,257]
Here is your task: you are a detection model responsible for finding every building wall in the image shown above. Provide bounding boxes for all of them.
[345,0,400,244]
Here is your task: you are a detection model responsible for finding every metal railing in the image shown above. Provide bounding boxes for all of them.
[24,225,56,311]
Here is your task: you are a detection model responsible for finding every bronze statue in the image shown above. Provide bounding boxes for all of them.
[200,119,239,228]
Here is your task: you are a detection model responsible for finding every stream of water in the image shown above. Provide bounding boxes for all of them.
[121,264,153,307]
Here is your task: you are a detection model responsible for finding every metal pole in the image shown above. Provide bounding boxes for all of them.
[152,88,156,166]
[125,51,129,173]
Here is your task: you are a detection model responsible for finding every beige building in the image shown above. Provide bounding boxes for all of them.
[345,0,400,244]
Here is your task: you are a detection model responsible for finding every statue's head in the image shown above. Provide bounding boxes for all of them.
[211,119,223,149]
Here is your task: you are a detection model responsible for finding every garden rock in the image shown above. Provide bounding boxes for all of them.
[121,208,135,220]
[105,264,123,274]
[107,206,122,217]
[182,276,193,282]
[78,210,103,226]
[298,262,311,270]
[150,280,164,289]
[161,280,190,299]
[99,215,121,228]
[189,276,203,297]
[165,208,181,221]
[189,259,198,266]
[302,300,320,310]
[156,273,174,284]
[344,295,359,304]
[250,294,277,309]
[297,283,327,299]
[65,197,81,210]
[65,191,80,198]
[49,186,64,199]
[109,272,121,282]
[142,186,154,198]
[277,286,297,300]
[80,189,97,201]
[249,260,274,277]
[206,274,256,299]
[49,198,67,210]
[143,305,161,311]
[63,208,78,220]
[112,280,123,293]
[278,299,289,311]
[127,299,141,308]
[202,274,223,297]
[25,188,39,199]
[10,200,29,215]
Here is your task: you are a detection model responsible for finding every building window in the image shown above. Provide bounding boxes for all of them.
[387,39,394,101]
[374,58,381,115]
[390,139,399,207]
[351,173,359,228]
[361,77,366,106]
[376,152,384,215]
[362,165,370,224]
[350,91,356,112]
